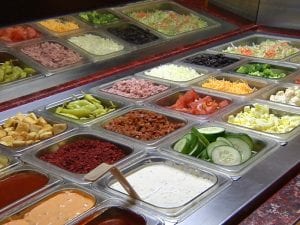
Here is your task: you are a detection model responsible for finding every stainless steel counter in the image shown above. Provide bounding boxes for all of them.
[0,30,299,225]
[0,67,298,225]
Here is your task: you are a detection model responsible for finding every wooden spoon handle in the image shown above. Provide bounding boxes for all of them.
[84,163,141,200]
[84,163,112,181]
[110,167,141,200]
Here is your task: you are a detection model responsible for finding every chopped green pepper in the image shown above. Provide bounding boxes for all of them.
[0,60,36,84]
[79,11,119,25]
[236,63,287,79]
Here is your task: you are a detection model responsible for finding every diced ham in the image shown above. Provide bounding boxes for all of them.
[104,78,168,99]
[21,41,82,69]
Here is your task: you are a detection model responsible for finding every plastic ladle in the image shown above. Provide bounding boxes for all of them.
[84,163,141,200]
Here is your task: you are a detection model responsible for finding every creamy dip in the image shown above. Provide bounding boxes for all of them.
[3,190,95,225]
[110,164,214,208]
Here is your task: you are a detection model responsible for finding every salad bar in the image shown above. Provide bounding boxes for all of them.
[0,0,238,103]
[0,0,299,225]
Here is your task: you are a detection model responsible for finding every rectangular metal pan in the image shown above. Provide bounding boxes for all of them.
[21,129,144,184]
[210,34,300,60]
[92,151,231,223]
[159,121,279,179]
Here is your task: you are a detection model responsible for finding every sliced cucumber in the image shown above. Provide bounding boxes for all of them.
[197,126,225,142]
[207,141,228,158]
[189,144,203,157]
[211,146,242,166]
[225,133,254,151]
[238,134,254,151]
[216,137,233,147]
[191,127,210,146]
[197,148,209,160]
[184,133,193,141]
[173,138,190,154]
[185,133,198,150]
[226,137,252,162]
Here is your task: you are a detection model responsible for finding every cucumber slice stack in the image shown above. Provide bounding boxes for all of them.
[172,126,255,166]
[197,127,225,142]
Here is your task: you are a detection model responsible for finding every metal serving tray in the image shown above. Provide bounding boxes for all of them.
[41,91,128,126]
[92,151,231,223]
[256,83,300,110]
[16,38,90,76]
[91,105,189,147]
[210,34,300,60]
[75,8,124,28]
[35,15,89,37]
[160,121,278,179]
[22,129,143,184]
[64,29,131,62]
[192,73,273,100]
[68,198,163,225]
[285,72,300,85]
[0,50,42,87]
[0,112,75,156]
[0,165,62,215]
[220,101,300,142]
[0,150,20,175]
[0,23,45,47]
[147,87,234,121]
[117,0,220,39]
[226,59,299,82]
[177,50,243,71]
[90,75,175,105]
[287,53,300,65]
[0,183,100,224]
[105,22,163,48]
[136,62,210,86]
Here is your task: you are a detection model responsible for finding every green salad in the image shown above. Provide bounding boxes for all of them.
[128,10,208,36]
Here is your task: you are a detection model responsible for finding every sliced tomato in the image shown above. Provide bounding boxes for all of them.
[204,103,218,114]
[188,99,202,109]
[0,26,40,42]
[26,27,40,38]
[182,89,198,104]
[11,31,24,41]
[170,90,228,115]
[0,28,13,41]
[170,95,186,109]
[219,100,230,108]
[172,107,190,114]
[193,109,207,115]
[202,95,213,102]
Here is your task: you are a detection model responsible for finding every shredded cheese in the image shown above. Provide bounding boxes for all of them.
[39,19,79,33]
[201,77,255,95]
